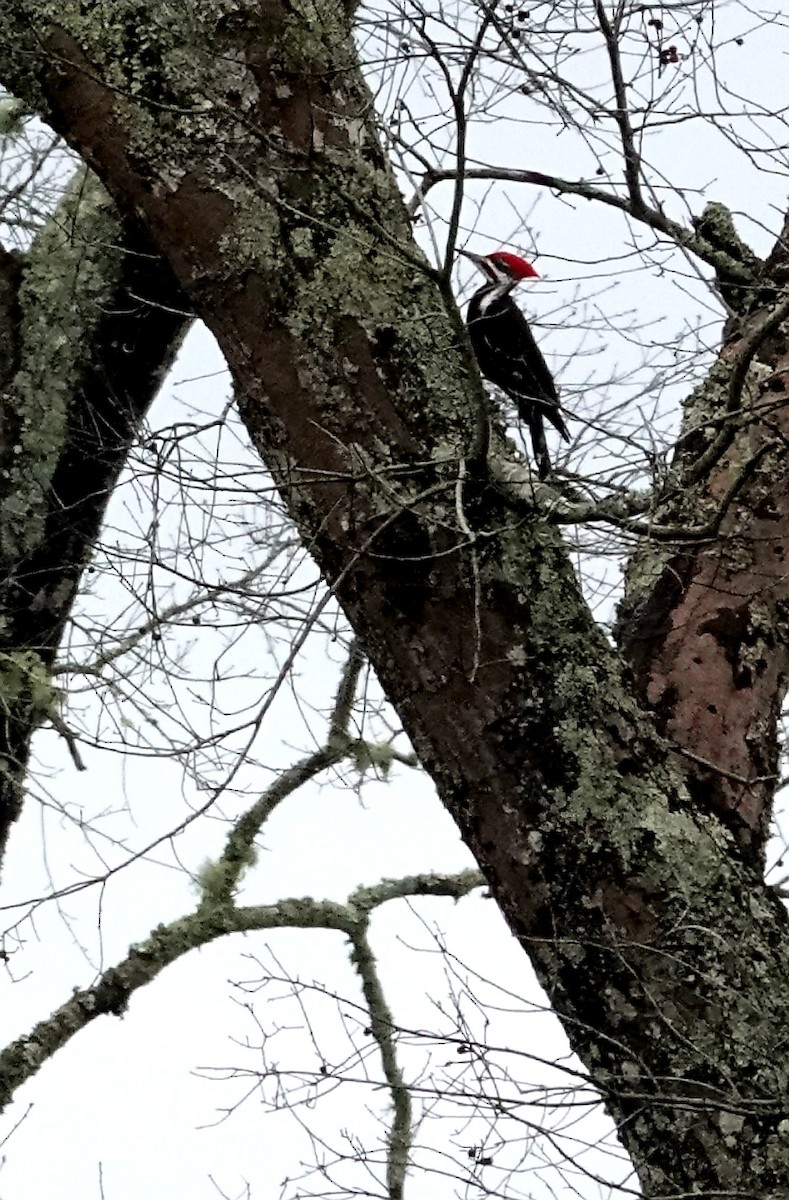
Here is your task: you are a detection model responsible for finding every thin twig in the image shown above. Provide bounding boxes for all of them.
[412,164,758,286]
[455,458,482,681]
[201,640,367,907]
[594,0,645,217]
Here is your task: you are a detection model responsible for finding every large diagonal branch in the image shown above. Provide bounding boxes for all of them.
[0,168,191,864]
[1,5,789,1193]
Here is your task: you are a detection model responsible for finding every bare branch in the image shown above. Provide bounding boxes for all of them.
[594,0,645,218]
[0,868,483,1120]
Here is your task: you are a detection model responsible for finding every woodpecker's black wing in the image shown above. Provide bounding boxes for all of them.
[466,291,569,442]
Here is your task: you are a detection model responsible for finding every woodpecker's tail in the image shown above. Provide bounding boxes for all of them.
[544,404,570,442]
[528,413,551,480]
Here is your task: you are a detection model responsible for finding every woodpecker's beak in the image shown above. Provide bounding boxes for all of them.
[459,249,497,283]
[459,248,512,289]
[458,250,485,267]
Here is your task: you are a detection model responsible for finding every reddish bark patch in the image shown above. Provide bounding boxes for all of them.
[621,308,789,863]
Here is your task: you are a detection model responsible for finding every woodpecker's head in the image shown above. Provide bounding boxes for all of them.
[460,249,539,290]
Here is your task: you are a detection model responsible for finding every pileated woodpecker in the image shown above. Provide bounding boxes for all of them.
[461,249,568,479]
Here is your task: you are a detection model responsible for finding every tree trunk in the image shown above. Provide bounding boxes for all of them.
[0,168,190,864]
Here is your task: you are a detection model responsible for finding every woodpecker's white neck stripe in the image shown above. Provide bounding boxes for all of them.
[478,279,516,313]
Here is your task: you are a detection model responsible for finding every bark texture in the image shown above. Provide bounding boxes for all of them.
[0,3,788,1196]
[617,219,789,864]
[0,171,190,863]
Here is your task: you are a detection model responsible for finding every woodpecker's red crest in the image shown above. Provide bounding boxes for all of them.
[461,249,539,285]
[485,251,539,281]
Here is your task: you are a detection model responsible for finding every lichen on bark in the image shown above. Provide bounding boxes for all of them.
[0,176,123,561]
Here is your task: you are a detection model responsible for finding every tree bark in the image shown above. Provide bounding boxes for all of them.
[0,170,190,863]
[1,3,788,1194]
[616,234,789,865]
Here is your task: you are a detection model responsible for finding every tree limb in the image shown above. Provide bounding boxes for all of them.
[0,168,190,867]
